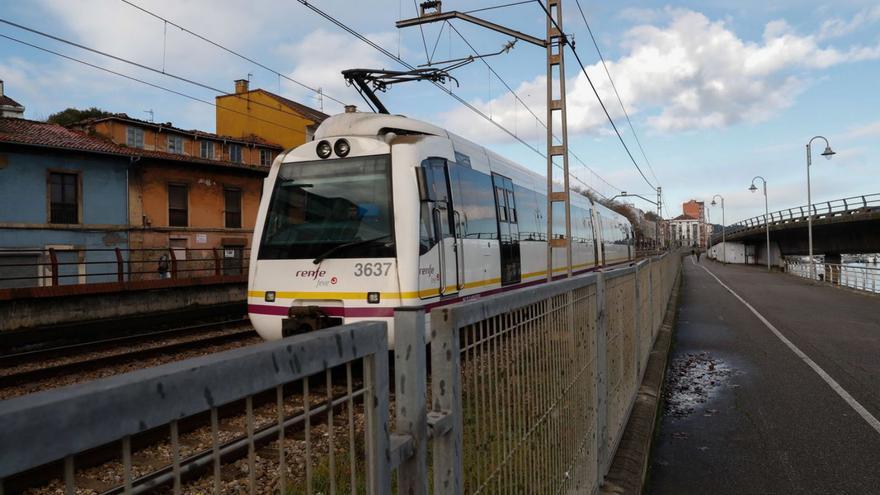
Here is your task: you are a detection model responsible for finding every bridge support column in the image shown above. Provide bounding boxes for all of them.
[756,241,783,270]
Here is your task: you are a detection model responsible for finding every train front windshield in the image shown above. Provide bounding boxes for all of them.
[258,154,395,260]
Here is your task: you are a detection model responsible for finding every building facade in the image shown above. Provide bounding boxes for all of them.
[0,115,275,287]
[215,79,328,149]
[0,119,130,287]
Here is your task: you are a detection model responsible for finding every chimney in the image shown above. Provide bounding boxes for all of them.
[0,80,4,97]
[234,79,249,94]
[344,105,358,113]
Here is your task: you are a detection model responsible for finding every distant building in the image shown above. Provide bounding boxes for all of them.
[669,214,703,247]
[0,115,275,287]
[0,81,25,118]
[682,199,705,221]
[215,79,328,149]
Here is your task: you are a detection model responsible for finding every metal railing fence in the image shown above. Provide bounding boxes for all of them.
[428,252,681,494]
[712,193,880,243]
[0,322,390,494]
[0,247,250,289]
[0,253,682,494]
[785,260,880,294]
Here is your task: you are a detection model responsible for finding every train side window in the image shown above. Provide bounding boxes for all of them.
[448,164,496,240]
[513,185,539,240]
[495,186,508,222]
[419,202,437,255]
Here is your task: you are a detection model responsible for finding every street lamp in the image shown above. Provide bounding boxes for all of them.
[749,176,771,271]
[711,194,725,263]
[806,136,835,279]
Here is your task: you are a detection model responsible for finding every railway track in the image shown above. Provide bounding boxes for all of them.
[8,368,368,495]
[0,319,258,396]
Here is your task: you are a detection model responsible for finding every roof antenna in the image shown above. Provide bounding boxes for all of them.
[144,109,154,122]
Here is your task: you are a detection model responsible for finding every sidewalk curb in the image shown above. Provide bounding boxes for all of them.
[601,261,683,495]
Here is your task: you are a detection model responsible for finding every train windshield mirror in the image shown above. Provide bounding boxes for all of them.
[258,154,394,260]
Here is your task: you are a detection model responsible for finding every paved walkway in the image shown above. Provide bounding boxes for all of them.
[649,258,880,494]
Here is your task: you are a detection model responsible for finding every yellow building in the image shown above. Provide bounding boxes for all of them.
[215,80,328,149]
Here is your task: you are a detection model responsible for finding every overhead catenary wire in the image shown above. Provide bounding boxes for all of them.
[0,17,328,130]
[446,22,621,196]
[118,0,350,108]
[295,0,617,198]
[573,0,659,185]
[537,2,657,192]
[0,33,308,137]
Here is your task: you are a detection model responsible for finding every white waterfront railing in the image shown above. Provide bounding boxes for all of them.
[785,261,880,294]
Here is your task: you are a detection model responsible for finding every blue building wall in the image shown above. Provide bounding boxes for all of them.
[0,148,130,286]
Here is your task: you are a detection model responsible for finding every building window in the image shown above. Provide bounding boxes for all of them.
[126,127,144,148]
[200,141,214,159]
[229,144,242,163]
[49,172,78,224]
[260,149,272,166]
[168,184,188,227]
[167,135,184,154]
[224,187,242,228]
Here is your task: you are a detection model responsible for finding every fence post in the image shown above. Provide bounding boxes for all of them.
[114,247,124,283]
[48,248,59,286]
[212,248,221,276]
[595,271,609,483]
[394,308,428,495]
[168,248,178,280]
[633,263,642,380]
[364,337,391,495]
[431,306,462,495]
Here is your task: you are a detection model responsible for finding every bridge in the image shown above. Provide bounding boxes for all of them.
[709,193,880,265]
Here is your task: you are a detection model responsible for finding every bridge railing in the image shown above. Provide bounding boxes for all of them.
[785,260,880,294]
[711,193,880,243]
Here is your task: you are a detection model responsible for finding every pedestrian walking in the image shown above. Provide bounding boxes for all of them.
[158,254,170,279]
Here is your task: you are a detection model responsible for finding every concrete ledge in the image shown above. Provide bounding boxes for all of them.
[0,281,246,333]
[601,261,682,494]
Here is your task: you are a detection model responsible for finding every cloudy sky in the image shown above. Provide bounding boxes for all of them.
[2,0,878,222]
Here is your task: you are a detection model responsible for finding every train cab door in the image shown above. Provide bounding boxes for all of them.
[492,174,521,285]
[418,159,461,297]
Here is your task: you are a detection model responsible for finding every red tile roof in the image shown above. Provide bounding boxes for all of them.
[257,90,329,123]
[74,114,284,149]
[0,118,270,173]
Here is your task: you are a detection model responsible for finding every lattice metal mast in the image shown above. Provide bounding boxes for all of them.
[397,0,575,280]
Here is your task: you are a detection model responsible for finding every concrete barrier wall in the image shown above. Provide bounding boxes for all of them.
[0,281,246,332]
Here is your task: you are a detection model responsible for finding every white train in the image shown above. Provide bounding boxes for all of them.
[247,112,634,343]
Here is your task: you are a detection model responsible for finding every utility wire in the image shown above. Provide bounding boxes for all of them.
[447,22,621,195]
[573,0,659,185]
[0,33,308,137]
[0,18,328,129]
[463,0,539,15]
[296,0,616,198]
[537,2,657,191]
[118,0,349,107]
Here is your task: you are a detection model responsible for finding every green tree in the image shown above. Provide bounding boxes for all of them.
[47,107,112,126]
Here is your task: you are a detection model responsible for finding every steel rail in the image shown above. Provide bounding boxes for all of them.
[0,318,249,365]
[0,326,254,389]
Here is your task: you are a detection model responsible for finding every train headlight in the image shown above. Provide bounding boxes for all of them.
[316,140,332,159]
[334,139,351,157]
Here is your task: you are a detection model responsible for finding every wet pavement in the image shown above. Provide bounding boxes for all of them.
[649,258,880,494]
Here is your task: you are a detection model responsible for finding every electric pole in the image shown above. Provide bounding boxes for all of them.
[398,0,574,280]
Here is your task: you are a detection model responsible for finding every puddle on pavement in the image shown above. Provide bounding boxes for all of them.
[663,351,734,419]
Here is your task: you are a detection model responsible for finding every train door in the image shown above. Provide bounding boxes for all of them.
[418,159,460,297]
[492,174,521,285]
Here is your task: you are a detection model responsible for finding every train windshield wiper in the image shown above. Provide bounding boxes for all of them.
[312,234,393,265]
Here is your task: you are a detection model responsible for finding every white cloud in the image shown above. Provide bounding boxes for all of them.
[278,29,404,113]
[817,6,880,40]
[843,121,880,139]
[440,8,880,140]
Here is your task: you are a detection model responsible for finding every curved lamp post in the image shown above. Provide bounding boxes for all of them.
[749,177,771,271]
[711,194,725,263]
[806,136,835,279]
